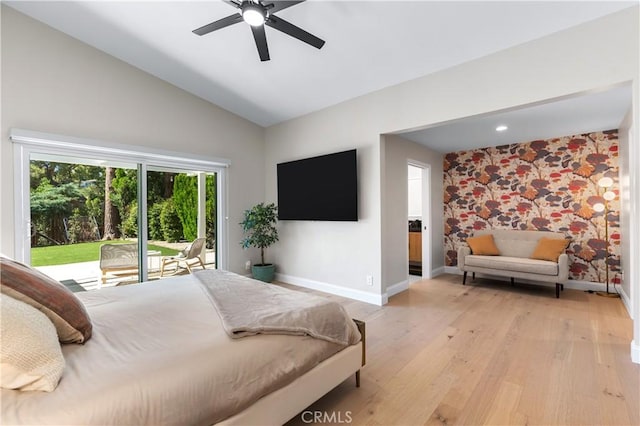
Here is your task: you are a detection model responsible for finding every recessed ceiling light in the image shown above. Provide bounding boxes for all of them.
[496,125,508,132]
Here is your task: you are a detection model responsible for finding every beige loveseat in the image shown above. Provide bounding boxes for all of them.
[457,229,569,298]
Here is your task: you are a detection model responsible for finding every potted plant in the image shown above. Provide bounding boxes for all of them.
[240,202,279,282]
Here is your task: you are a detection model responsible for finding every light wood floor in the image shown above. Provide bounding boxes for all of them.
[283,274,639,426]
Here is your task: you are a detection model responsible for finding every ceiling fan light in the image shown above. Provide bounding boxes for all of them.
[242,6,265,26]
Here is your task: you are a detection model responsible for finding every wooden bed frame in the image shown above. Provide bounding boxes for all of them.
[219,320,366,425]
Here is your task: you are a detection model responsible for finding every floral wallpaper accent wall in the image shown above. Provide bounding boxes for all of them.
[444,130,620,284]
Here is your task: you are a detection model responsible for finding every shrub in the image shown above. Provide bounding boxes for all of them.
[148,201,165,241]
[66,212,100,243]
[160,199,183,242]
[173,174,197,241]
[120,200,138,238]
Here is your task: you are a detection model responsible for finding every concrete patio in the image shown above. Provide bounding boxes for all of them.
[36,249,216,291]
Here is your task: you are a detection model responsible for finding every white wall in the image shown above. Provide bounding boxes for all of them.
[619,108,633,314]
[3,4,638,360]
[265,7,638,307]
[382,134,443,290]
[0,6,265,274]
[264,126,384,304]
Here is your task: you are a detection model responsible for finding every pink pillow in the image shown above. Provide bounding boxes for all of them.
[0,257,92,344]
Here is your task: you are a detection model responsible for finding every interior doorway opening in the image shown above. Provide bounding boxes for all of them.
[408,164,422,276]
[408,161,432,280]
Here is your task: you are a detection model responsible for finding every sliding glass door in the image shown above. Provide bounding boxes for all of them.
[145,168,218,281]
[12,129,228,293]
[29,154,138,290]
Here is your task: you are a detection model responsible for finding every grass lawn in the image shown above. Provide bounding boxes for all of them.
[31,241,180,266]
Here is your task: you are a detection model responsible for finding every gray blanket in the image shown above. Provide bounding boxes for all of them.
[194,269,361,346]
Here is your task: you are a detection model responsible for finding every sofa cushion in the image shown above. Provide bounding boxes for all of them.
[474,229,565,259]
[465,255,559,276]
[531,238,570,262]
[466,234,500,255]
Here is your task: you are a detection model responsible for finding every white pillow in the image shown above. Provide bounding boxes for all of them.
[0,293,65,392]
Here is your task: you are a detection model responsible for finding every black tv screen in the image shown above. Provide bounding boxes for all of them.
[277,149,358,221]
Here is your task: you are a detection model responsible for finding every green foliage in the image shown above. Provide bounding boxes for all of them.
[147,171,174,204]
[160,198,183,242]
[30,162,105,245]
[120,200,138,238]
[173,174,198,241]
[148,201,165,240]
[206,174,217,249]
[66,210,100,243]
[31,181,83,218]
[240,203,278,265]
[111,168,137,213]
[29,161,217,250]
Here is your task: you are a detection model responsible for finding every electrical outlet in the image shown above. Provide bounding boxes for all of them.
[245,260,251,271]
[366,275,373,286]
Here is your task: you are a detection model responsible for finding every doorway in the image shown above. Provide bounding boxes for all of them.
[12,129,228,291]
[408,161,431,280]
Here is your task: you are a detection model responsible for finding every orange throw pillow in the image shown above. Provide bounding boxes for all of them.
[530,238,570,262]
[466,234,500,255]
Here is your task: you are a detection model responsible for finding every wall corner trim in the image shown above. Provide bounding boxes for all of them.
[431,266,446,277]
[619,285,633,319]
[632,340,640,364]
[386,280,409,299]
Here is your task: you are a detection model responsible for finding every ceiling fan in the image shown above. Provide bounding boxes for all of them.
[193,0,325,62]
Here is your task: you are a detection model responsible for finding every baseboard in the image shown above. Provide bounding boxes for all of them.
[618,286,633,319]
[431,266,445,277]
[384,279,409,303]
[632,340,640,364]
[275,273,384,306]
[444,266,462,275]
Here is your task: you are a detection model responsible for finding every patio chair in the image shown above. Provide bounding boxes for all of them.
[160,238,206,277]
[99,243,139,284]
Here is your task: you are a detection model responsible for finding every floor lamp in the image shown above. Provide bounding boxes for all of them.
[593,176,620,298]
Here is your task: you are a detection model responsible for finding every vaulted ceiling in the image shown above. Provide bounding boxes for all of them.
[6,1,635,150]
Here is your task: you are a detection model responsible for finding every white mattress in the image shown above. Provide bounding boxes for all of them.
[1,274,350,425]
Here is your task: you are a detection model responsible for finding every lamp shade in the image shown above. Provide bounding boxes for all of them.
[593,203,605,212]
[598,177,614,188]
[603,191,615,201]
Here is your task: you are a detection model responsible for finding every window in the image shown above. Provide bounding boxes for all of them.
[12,129,229,289]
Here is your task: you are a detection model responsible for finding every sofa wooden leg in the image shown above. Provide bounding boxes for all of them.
[510,277,515,286]
[463,271,467,285]
[472,272,475,280]
[561,283,564,291]
[556,283,560,298]
[355,370,360,388]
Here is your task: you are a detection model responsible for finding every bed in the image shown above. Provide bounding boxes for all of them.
[0,265,365,425]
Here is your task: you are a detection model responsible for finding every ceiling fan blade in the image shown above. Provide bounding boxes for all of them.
[221,0,241,8]
[251,25,270,61]
[193,13,242,36]
[266,15,324,49]
[265,1,305,14]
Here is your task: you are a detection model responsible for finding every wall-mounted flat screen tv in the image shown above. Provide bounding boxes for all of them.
[277,149,358,221]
